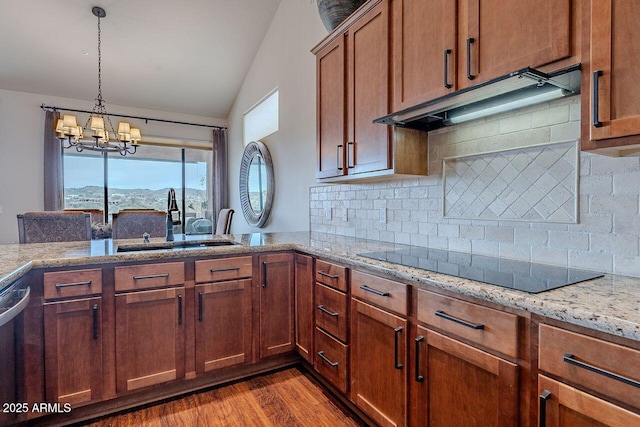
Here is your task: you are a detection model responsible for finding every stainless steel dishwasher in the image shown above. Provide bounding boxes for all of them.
[0,279,30,425]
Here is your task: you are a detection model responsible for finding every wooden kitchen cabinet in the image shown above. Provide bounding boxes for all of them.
[44,297,103,406]
[351,298,407,427]
[43,268,105,406]
[195,279,252,373]
[582,0,640,153]
[412,289,519,426]
[538,324,640,415]
[259,252,295,358]
[294,253,314,363]
[391,0,457,111]
[458,0,571,88]
[115,287,185,392]
[313,0,427,182]
[538,376,640,427]
[413,326,519,426]
[195,256,253,373]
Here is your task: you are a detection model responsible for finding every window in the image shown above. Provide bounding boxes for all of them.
[63,145,212,234]
[243,88,278,145]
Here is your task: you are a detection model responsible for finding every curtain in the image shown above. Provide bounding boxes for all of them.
[43,110,64,211]
[211,128,228,230]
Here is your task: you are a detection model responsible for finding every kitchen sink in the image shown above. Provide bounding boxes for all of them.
[116,239,239,252]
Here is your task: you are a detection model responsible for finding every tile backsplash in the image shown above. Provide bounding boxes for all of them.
[310,97,640,277]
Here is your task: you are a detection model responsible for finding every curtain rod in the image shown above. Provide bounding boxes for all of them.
[40,104,227,130]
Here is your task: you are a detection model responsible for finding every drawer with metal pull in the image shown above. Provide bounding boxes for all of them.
[315,282,348,342]
[417,290,518,358]
[314,327,348,394]
[44,268,102,300]
[195,256,252,283]
[114,262,185,292]
[315,260,348,292]
[539,324,640,409]
[351,270,407,316]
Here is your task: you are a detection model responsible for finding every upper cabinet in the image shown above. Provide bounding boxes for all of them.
[392,0,573,111]
[582,0,640,154]
[313,0,428,183]
[391,0,457,111]
[458,0,571,88]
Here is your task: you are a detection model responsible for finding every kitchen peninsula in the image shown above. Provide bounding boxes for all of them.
[1,232,639,426]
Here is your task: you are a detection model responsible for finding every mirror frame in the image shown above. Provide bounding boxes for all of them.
[239,141,274,228]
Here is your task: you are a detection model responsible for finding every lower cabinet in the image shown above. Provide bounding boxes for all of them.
[115,287,185,392]
[195,279,252,373]
[351,298,407,427]
[413,326,518,426]
[294,253,314,363]
[537,323,640,426]
[538,375,640,427]
[44,297,103,405]
[259,252,295,358]
[314,327,349,393]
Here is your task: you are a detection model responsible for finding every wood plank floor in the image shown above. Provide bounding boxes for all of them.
[85,368,364,427]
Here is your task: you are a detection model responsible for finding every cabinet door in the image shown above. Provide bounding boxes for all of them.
[538,376,640,427]
[44,297,103,406]
[115,287,185,392]
[459,0,570,87]
[392,0,457,111]
[317,34,348,179]
[413,326,518,426]
[351,299,407,427]
[587,0,640,145]
[259,253,294,358]
[195,280,252,373]
[348,0,390,175]
[294,253,314,363]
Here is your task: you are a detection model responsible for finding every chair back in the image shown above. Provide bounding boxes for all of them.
[111,210,166,239]
[17,211,92,243]
[64,209,104,224]
[215,209,234,235]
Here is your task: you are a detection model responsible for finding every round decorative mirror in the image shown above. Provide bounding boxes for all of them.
[239,141,274,227]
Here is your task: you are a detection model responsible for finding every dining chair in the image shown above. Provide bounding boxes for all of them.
[17,211,92,243]
[215,209,234,234]
[111,209,166,240]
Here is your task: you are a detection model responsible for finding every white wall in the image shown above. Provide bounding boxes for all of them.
[226,0,327,233]
[0,88,226,244]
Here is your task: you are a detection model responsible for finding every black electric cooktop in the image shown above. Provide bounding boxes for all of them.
[357,246,604,294]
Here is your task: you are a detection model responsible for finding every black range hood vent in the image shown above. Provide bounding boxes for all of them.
[375,65,581,131]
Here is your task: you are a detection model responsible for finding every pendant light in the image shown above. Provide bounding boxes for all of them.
[55,6,141,156]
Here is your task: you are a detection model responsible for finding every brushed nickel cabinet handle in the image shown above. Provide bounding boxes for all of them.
[55,280,92,289]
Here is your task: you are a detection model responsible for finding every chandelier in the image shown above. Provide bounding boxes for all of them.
[55,7,140,156]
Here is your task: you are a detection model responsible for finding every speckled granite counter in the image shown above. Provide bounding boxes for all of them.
[1,231,638,342]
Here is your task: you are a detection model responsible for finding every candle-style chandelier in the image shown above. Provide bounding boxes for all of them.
[55,6,140,156]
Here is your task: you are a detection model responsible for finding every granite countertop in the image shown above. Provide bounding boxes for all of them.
[1,231,638,342]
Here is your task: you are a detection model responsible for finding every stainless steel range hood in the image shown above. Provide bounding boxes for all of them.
[375,65,581,131]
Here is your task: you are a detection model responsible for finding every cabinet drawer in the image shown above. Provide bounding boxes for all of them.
[315,283,348,342]
[195,256,252,283]
[114,262,185,292]
[417,290,518,358]
[351,270,407,315]
[539,324,640,410]
[315,260,348,292]
[44,268,102,300]
[314,327,348,394]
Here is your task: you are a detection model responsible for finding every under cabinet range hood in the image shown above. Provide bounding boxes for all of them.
[375,65,581,131]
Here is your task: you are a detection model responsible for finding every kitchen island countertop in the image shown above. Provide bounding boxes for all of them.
[1,231,638,341]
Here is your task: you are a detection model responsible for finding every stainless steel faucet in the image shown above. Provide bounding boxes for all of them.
[166,188,181,241]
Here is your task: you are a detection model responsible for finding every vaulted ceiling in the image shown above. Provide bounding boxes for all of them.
[0,0,283,118]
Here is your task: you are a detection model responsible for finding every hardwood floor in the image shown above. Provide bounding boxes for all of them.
[85,368,364,426]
